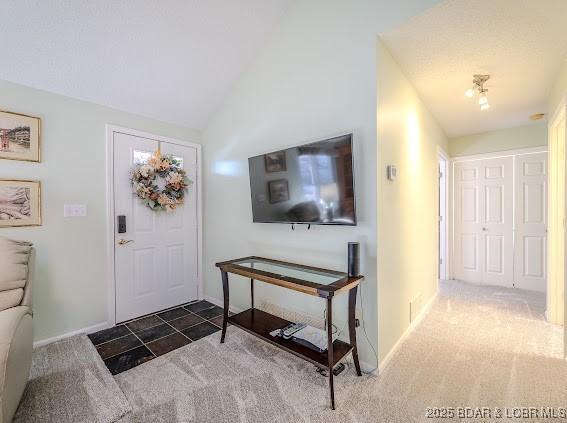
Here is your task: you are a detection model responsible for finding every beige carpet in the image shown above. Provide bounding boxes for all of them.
[13,335,131,422]
[15,281,567,422]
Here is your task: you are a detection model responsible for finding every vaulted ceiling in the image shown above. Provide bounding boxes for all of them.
[381,0,567,137]
[0,0,292,129]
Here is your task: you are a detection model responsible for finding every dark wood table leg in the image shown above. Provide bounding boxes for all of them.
[250,278,254,309]
[326,296,335,410]
[349,286,362,376]
[220,270,229,343]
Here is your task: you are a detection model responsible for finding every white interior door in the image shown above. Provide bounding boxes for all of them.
[454,160,484,283]
[114,131,198,322]
[514,152,548,292]
[482,156,514,286]
[454,156,514,287]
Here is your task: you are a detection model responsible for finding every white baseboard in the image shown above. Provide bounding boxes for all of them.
[204,295,244,314]
[378,291,438,373]
[33,321,112,349]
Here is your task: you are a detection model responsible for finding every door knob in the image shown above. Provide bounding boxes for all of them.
[482,227,488,231]
[118,239,134,245]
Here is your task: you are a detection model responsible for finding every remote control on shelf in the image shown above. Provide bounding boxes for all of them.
[282,322,307,339]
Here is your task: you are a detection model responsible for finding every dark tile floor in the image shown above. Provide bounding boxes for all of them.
[88,300,228,375]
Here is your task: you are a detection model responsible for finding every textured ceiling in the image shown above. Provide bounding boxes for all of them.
[0,0,292,130]
[380,0,567,137]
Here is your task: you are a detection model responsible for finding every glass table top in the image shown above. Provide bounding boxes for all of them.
[229,258,345,286]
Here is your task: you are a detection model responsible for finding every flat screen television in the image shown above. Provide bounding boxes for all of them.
[248,134,356,225]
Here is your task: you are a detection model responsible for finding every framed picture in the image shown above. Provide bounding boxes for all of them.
[0,180,41,227]
[268,179,289,204]
[0,110,41,162]
[264,150,286,173]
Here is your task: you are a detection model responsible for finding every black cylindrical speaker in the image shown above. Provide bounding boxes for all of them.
[348,242,360,277]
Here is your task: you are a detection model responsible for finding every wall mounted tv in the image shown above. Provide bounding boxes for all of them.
[248,134,356,226]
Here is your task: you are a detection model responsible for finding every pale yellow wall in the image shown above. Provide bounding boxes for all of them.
[549,56,567,115]
[0,80,201,343]
[376,40,449,364]
[547,113,565,325]
[449,122,547,157]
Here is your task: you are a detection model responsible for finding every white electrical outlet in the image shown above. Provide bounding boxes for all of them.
[63,204,87,217]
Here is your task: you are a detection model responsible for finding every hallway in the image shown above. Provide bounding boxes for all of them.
[366,281,566,421]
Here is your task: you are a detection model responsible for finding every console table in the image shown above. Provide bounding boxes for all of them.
[216,256,363,410]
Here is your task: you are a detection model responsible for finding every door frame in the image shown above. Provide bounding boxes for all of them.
[548,95,567,330]
[449,146,548,282]
[438,147,449,281]
[105,125,203,327]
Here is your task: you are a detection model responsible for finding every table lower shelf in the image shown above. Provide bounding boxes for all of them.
[228,308,353,370]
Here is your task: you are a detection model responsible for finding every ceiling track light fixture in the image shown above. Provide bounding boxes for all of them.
[465,74,491,111]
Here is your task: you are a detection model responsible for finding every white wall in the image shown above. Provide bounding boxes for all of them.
[203,0,441,368]
[449,122,547,157]
[376,41,448,363]
[0,80,201,343]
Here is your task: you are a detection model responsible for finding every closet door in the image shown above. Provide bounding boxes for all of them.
[454,156,514,286]
[481,156,514,286]
[454,160,484,282]
[514,153,548,292]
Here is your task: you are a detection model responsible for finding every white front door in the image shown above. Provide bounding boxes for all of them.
[514,152,548,292]
[113,131,198,322]
[454,156,514,287]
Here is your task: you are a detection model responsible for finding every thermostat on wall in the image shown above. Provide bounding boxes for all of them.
[387,165,397,181]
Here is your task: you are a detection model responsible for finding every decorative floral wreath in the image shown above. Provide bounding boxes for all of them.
[131,150,191,212]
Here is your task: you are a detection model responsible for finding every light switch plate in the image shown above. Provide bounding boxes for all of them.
[64,204,87,217]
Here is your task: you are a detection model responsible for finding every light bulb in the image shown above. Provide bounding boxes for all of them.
[480,103,490,111]
[478,92,488,105]
[465,88,475,98]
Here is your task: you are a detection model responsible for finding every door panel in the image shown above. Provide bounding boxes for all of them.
[524,236,545,277]
[514,152,548,292]
[114,132,198,322]
[485,185,503,223]
[485,235,503,274]
[461,234,478,270]
[134,248,155,296]
[462,187,478,222]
